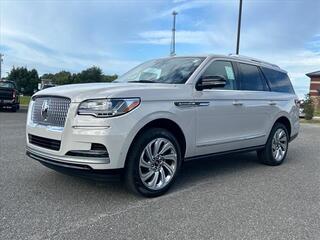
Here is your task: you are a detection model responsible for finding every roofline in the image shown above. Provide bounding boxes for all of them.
[166,54,287,73]
[227,54,281,69]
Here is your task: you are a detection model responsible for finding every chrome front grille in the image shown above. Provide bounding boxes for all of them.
[32,96,71,128]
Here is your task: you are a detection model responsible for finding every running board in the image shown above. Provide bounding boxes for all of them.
[185,145,265,161]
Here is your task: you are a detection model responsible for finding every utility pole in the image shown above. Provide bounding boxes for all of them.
[236,0,243,55]
[0,53,3,80]
[170,11,178,56]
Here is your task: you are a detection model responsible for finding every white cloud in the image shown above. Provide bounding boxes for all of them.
[152,0,236,19]
[1,28,139,76]
[132,30,231,46]
[0,0,155,76]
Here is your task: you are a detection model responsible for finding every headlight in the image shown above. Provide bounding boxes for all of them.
[78,98,140,118]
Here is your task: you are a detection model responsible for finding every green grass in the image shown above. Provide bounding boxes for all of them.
[300,119,320,124]
[20,96,31,106]
[314,110,320,117]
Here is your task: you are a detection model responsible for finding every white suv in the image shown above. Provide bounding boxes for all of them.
[26,55,299,197]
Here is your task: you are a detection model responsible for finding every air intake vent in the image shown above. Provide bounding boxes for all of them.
[29,134,61,151]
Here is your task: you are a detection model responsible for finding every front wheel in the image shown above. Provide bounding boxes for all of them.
[124,128,182,197]
[258,122,289,166]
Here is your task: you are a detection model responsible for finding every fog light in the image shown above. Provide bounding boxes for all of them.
[66,144,109,158]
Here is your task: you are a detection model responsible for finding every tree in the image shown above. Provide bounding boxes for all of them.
[41,67,118,85]
[42,71,72,85]
[103,74,118,82]
[7,67,39,95]
[73,66,103,83]
[304,94,315,120]
[41,73,55,80]
[7,66,117,95]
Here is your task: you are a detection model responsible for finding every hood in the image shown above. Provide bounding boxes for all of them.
[33,82,192,102]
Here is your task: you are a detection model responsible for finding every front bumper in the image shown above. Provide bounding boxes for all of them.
[26,146,111,169]
[0,99,17,107]
[26,148,122,181]
[26,101,134,170]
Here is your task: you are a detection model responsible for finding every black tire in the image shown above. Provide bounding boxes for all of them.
[124,128,182,197]
[11,105,17,112]
[257,122,289,166]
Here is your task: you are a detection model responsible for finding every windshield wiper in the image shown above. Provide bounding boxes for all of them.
[128,80,157,83]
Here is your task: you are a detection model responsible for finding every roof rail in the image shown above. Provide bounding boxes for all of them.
[228,54,280,69]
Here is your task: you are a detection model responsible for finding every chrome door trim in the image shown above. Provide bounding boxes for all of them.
[174,101,210,108]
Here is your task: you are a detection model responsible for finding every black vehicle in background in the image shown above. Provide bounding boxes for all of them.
[0,80,20,112]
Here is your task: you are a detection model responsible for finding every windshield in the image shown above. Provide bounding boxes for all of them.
[0,82,15,89]
[115,57,205,84]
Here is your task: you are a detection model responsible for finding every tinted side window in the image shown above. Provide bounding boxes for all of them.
[261,67,295,94]
[239,63,267,91]
[202,61,236,90]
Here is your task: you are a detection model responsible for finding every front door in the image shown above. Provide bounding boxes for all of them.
[193,60,268,156]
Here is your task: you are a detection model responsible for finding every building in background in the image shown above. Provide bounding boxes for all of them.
[306,70,320,110]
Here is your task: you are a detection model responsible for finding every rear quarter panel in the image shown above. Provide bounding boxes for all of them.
[267,92,299,139]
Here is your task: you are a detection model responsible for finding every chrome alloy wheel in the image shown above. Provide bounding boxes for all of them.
[272,128,288,162]
[139,138,177,190]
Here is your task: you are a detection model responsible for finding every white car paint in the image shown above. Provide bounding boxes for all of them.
[26,55,300,170]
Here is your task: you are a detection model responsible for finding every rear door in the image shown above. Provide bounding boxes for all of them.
[236,62,275,143]
[260,67,299,136]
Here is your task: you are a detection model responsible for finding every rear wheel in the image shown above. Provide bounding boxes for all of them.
[258,122,289,166]
[125,128,182,197]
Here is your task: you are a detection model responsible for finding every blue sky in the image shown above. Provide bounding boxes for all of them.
[1,0,320,98]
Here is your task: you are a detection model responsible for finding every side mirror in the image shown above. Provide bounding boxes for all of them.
[196,75,227,90]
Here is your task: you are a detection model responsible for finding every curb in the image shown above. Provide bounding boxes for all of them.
[18,105,28,113]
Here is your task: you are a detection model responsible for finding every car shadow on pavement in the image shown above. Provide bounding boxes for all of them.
[0,108,27,113]
[174,151,261,190]
[32,151,261,200]
[0,108,14,112]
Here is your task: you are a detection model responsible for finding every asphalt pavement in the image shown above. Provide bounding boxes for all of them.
[1,110,319,240]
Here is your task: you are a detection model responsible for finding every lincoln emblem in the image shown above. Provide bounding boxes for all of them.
[41,100,49,121]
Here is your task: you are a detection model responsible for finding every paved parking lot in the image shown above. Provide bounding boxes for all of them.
[1,110,320,240]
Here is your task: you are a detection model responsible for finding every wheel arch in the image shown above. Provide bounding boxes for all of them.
[124,118,187,168]
[273,116,291,137]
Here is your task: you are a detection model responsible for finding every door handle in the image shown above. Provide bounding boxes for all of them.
[233,101,243,106]
[269,101,277,106]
